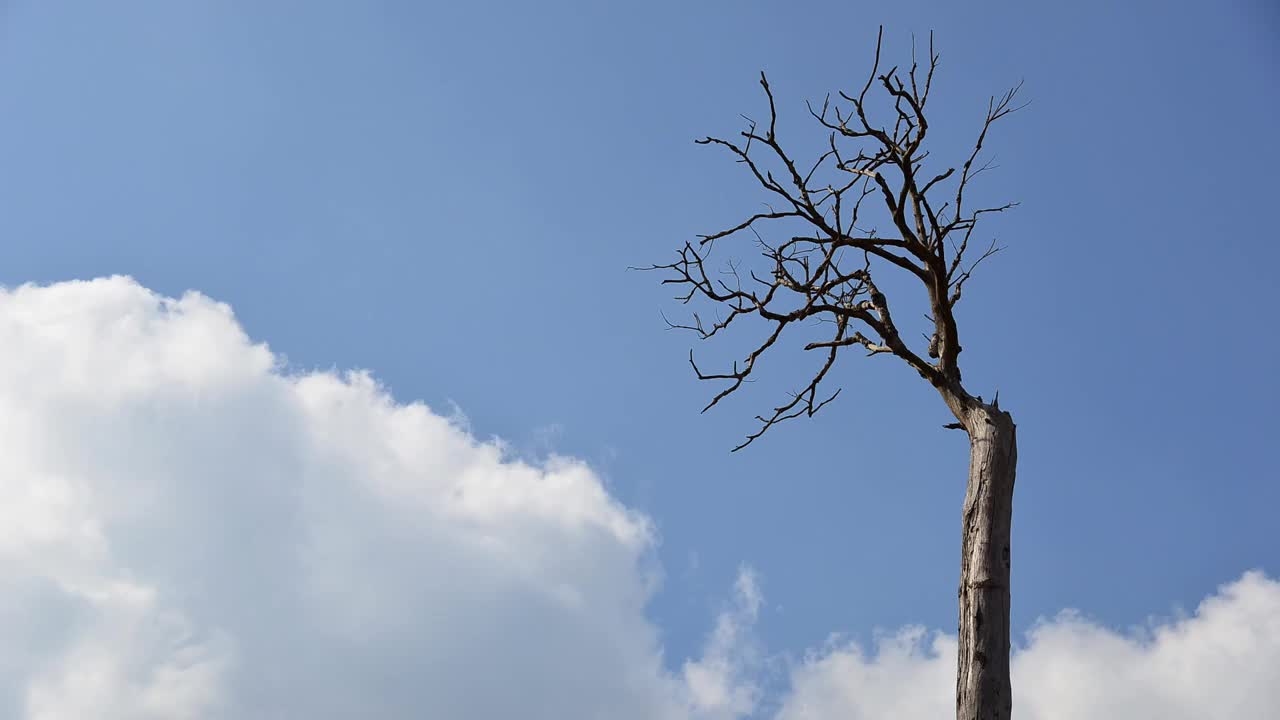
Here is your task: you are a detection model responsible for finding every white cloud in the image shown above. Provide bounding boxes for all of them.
[682,568,764,719]
[1,277,1275,719]
[0,277,752,720]
[776,626,955,719]
[775,571,1280,720]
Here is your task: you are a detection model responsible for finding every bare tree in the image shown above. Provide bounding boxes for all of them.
[645,29,1024,720]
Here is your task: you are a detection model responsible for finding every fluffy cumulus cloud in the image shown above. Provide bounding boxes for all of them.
[776,570,1280,719]
[681,568,764,719]
[0,277,1276,719]
[0,277,754,720]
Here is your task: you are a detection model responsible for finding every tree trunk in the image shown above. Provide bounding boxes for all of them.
[956,402,1017,720]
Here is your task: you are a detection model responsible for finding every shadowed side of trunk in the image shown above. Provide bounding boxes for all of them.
[956,403,1017,720]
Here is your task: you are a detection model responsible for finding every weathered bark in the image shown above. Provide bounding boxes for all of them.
[956,402,1017,720]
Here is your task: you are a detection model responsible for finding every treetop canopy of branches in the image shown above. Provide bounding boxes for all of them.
[644,28,1025,450]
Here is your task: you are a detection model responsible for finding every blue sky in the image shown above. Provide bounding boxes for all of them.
[0,1,1277,715]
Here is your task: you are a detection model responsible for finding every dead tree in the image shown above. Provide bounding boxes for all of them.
[646,29,1024,720]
